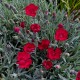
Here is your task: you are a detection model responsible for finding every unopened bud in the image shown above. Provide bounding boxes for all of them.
[70,70,77,75]
[55,65,61,69]
[14,27,20,33]
[45,10,49,15]
[40,69,44,73]
[10,5,18,13]
[41,78,46,80]
[20,22,25,28]
[46,20,50,24]
[53,12,56,17]
[64,53,70,56]
[65,43,69,46]
[11,73,17,78]
[32,39,34,42]
[26,30,30,34]
[65,13,68,18]
[4,3,10,9]
[58,23,64,28]
[13,35,19,39]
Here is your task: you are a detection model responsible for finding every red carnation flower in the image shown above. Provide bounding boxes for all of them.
[24,3,38,17]
[16,52,32,69]
[14,27,20,33]
[20,22,25,28]
[76,71,80,80]
[42,60,53,70]
[38,39,50,50]
[23,42,36,53]
[30,24,41,33]
[54,27,68,41]
[47,47,62,60]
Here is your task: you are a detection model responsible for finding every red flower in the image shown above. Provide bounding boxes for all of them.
[16,52,32,69]
[30,24,41,33]
[54,27,68,41]
[20,22,25,28]
[38,39,50,50]
[42,60,53,70]
[14,27,20,33]
[47,48,62,60]
[76,71,80,80]
[23,43,36,53]
[25,3,38,17]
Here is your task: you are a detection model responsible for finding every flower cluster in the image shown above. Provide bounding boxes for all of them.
[14,3,79,79]
[16,43,36,68]
[15,3,68,69]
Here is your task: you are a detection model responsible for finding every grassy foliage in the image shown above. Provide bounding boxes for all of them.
[55,0,80,20]
[0,0,80,80]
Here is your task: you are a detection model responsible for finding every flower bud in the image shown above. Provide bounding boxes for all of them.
[4,3,10,9]
[70,70,77,75]
[40,69,44,73]
[65,13,68,18]
[58,23,64,28]
[53,12,56,17]
[14,27,20,33]
[10,5,18,13]
[55,65,61,69]
[45,10,49,15]
[20,22,25,28]
[65,43,69,46]
[13,35,19,40]
[0,0,2,3]
[26,30,30,34]
[11,73,17,78]
[64,53,70,56]
[6,44,11,50]
[46,20,50,24]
